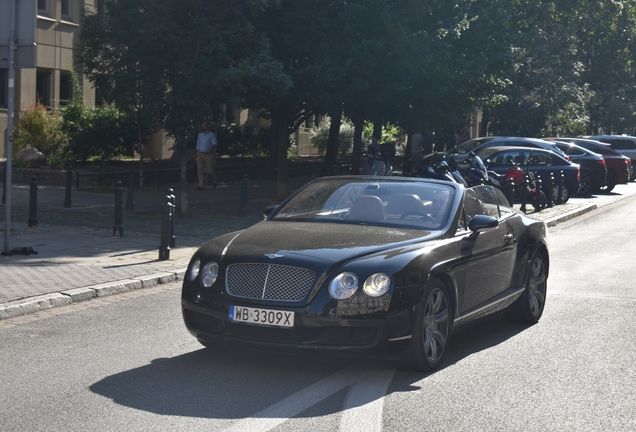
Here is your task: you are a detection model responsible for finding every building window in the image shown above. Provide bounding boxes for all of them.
[60,71,73,104]
[37,0,47,13]
[36,70,52,107]
[0,69,8,108]
[61,0,71,18]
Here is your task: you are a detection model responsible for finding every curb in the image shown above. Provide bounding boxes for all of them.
[543,203,598,227]
[0,269,185,321]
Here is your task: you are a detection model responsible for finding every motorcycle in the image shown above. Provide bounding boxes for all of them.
[361,143,395,176]
[504,165,547,212]
[405,151,504,189]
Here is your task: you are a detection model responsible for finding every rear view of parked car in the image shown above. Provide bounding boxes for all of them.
[545,138,631,192]
[547,141,606,195]
[587,135,636,168]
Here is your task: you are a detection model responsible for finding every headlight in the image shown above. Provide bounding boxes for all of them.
[188,259,201,281]
[363,273,391,297]
[329,272,358,300]
[200,261,219,287]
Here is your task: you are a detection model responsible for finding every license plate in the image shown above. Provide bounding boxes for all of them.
[229,305,294,328]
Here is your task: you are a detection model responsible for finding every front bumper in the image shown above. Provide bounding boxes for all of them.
[181,289,419,356]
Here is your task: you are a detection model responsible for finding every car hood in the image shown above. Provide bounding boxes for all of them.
[205,221,436,264]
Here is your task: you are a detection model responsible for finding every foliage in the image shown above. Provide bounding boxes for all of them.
[61,69,138,162]
[12,103,68,166]
[311,121,358,155]
[63,102,137,162]
[215,124,272,157]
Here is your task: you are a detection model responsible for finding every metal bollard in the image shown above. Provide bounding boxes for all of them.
[505,179,514,207]
[159,195,174,261]
[168,188,176,248]
[125,170,134,212]
[28,176,38,228]
[546,172,554,208]
[64,167,73,208]
[520,172,528,214]
[239,174,248,217]
[113,181,124,237]
[557,170,564,205]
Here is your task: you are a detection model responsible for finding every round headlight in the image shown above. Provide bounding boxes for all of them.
[188,259,201,281]
[329,272,358,300]
[200,261,219,288]
[363,273,391,297]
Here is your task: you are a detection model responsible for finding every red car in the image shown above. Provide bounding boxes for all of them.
[544,138,630,192]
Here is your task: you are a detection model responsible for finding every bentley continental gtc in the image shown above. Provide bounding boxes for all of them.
[182,176,549,372]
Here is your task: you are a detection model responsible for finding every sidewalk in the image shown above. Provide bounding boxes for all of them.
[1,177,634,321]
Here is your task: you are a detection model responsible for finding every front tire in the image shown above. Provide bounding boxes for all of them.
[504,251,547,324]
[397,279,451,372]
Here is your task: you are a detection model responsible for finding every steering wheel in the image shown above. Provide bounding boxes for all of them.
[399,211,437,224]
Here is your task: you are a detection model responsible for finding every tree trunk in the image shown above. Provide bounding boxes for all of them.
[276,126,289,201]
[137,118,144,189]
[322,105,342,176]
[351,114,364,175]
[372,120,382,145]
[479,107,489,137]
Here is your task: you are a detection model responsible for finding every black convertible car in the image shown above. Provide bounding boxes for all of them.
[182,176,549,372]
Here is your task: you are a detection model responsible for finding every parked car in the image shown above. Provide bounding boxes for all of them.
[474,146,581,202]
[586,135,636,164]
[544,141,606,195]
[544,137,631,192]
[181,176,549,372]
[451,136,570,161]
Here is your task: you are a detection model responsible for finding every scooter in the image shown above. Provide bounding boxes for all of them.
[361,143,395,176]
[404,152,469,186]
[455,152,502,189]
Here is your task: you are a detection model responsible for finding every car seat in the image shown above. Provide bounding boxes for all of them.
[385,194,426,216]
[347,195,386,222]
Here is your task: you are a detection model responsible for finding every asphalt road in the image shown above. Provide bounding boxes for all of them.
[1,195,635,431]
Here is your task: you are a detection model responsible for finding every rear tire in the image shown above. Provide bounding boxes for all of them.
[504,251,547,324]
[531,191,547,212]
[396,279,451,372]
[578,171,593,195]
[600,171,617,193]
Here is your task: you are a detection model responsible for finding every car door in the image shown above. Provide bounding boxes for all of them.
[458,186,517,313]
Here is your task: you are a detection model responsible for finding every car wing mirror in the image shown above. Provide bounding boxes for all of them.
[468,214,498,232]
[263,204,279,219]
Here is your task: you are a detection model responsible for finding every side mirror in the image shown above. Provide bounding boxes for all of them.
[469,214,498,232]
[263,204,279,219]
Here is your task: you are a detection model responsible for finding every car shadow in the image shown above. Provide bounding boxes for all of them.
[89,314,528,419]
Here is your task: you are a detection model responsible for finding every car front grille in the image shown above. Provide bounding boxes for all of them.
[225,263,316,302]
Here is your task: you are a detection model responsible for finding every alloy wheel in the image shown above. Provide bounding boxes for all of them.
[421,287,450,363]
[527,256,547,317]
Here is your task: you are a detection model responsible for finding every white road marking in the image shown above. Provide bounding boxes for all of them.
[222,365,395,432]
[340,366,396,432]
[222,367,362,432]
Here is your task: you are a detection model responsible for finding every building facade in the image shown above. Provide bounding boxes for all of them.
[1,0,99,157]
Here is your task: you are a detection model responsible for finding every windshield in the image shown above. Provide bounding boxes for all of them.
[271,178,456,230]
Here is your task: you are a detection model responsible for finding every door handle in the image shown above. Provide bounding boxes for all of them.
[504,233,514,245]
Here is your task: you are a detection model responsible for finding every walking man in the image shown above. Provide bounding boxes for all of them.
[196,120,218,190]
